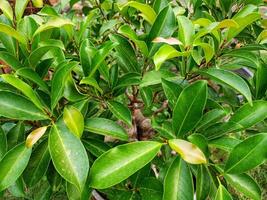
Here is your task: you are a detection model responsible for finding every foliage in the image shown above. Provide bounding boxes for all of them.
[0,0,267,199]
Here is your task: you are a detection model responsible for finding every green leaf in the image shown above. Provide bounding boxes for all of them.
[107,101,132,126]
[177,16,194,47]
[194,42,215,63]
[255,63,267,98]
[0,143,32,192]
[199,68,252,105]
[49,119,89,191]
[227,101,267,132]
[89,41,118,78]
[88,141,162,189]
[83,139,110,157]
[79,39,93,76]
[196,109,227,131]
[139,177,163,200]
[16,67,50,94]
[80,76,103,94]
[1,74,45,110]
[0,127,7,160]
[147,5,176,55]
[227,13,260,41]
[63,106,84,138]
[140,70,176,88]
[161,78,183,109]
[51,61,77,109]
[28,45,64,68]
[0,51,23,70]
[208,137,241,152]
[23,140,51,187]
[6,122,25,150]
[15,0,30,22]
[118,24,148,56]
[196,165,211,200]
[0,91,48,120]
[33,17,74,37]
[224,173,261,200]
[153,44,189,70]
[8,177,25,198]
[0,0,13,21]
[109,34,139,72]
[163,157,194,200]
[119,1,156,25]
[224,133,267,174]
[84,118,128,141]
[168,139,207,164]
[173,80,207,136]
[0,23,27,45]
[215,184,233,200]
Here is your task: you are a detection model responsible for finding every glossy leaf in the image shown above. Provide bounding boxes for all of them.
[178,15,194,47]
[107,101,132,126]
[49,119,89,191]
[163,157,194,200]
[51,62,77,109]
[33,17,74,37]
[173,80,207,136]
[0,0,13,21]
[224,173,261,200]
[84,118,128,141]
[153,44,189,70]
[168,139,207,164]
[0,127,7,160]
[0,51,23,70]
[0,23,27,45]
[215,184,233,200]
[199,68,252,105]
[88,141,162,189]
[63,106,84,138]
[0,91,48,120]
[224,133,267,174]
[119,1,156,25]
[23,140,51,187]
[15,0,30,22]
[1,74,45,110]
[0,143,32,191]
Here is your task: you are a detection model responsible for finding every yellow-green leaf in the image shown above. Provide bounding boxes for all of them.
[168,139,207,164]
[0,0,13,21]
[26,126,48,148]
[63,106,84,138]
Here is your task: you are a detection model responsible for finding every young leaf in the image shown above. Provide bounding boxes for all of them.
[25,126,47,148]
[23,140,51,187]
[0,91,48,120]
[63,106,84,138]
[215,185,233,200]
[224,173,261,200]
[168,139,207,164]
[0,143,32,192]
[199,68,252,105]
[84,118,128,141]
[0,0,13,21]
[224,133,267,174]
[15,0,30,22]
[33,17,74,37]
[153,44,189,70]
[177,16,194,47]
[173,80,207,136]
[119,1,156,25]
[49,119,89,191]
[0,23,27,45]
[88,141,162,189]
[163,157,194,200]
[107,101,132,126]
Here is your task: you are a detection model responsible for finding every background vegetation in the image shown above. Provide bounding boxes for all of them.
[0,0,267,199]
